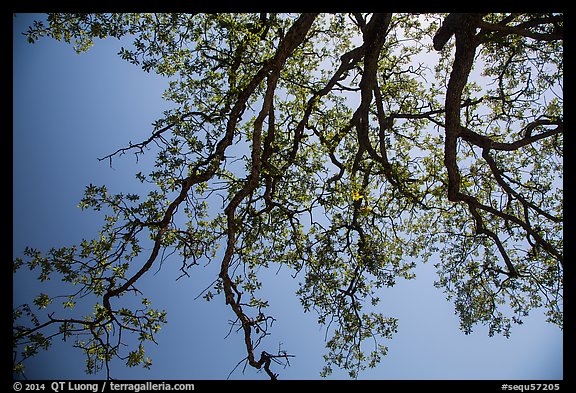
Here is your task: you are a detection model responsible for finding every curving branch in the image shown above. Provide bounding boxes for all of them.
[218,13,318,379]
[460,119,563,152]
[438,12,563,277]
[478,15,563,43]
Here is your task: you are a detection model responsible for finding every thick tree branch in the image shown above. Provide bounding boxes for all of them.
[478,17,563,42]
[442,15,480,202]
[460,120,562,151]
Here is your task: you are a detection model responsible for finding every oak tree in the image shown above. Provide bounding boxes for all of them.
[13,13,563,379]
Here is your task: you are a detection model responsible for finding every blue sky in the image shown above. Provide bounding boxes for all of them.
[12,13,563,380]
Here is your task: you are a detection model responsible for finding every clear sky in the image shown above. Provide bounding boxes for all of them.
[12,13,563,380]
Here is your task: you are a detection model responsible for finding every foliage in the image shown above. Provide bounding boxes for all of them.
[14,13,562,379]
